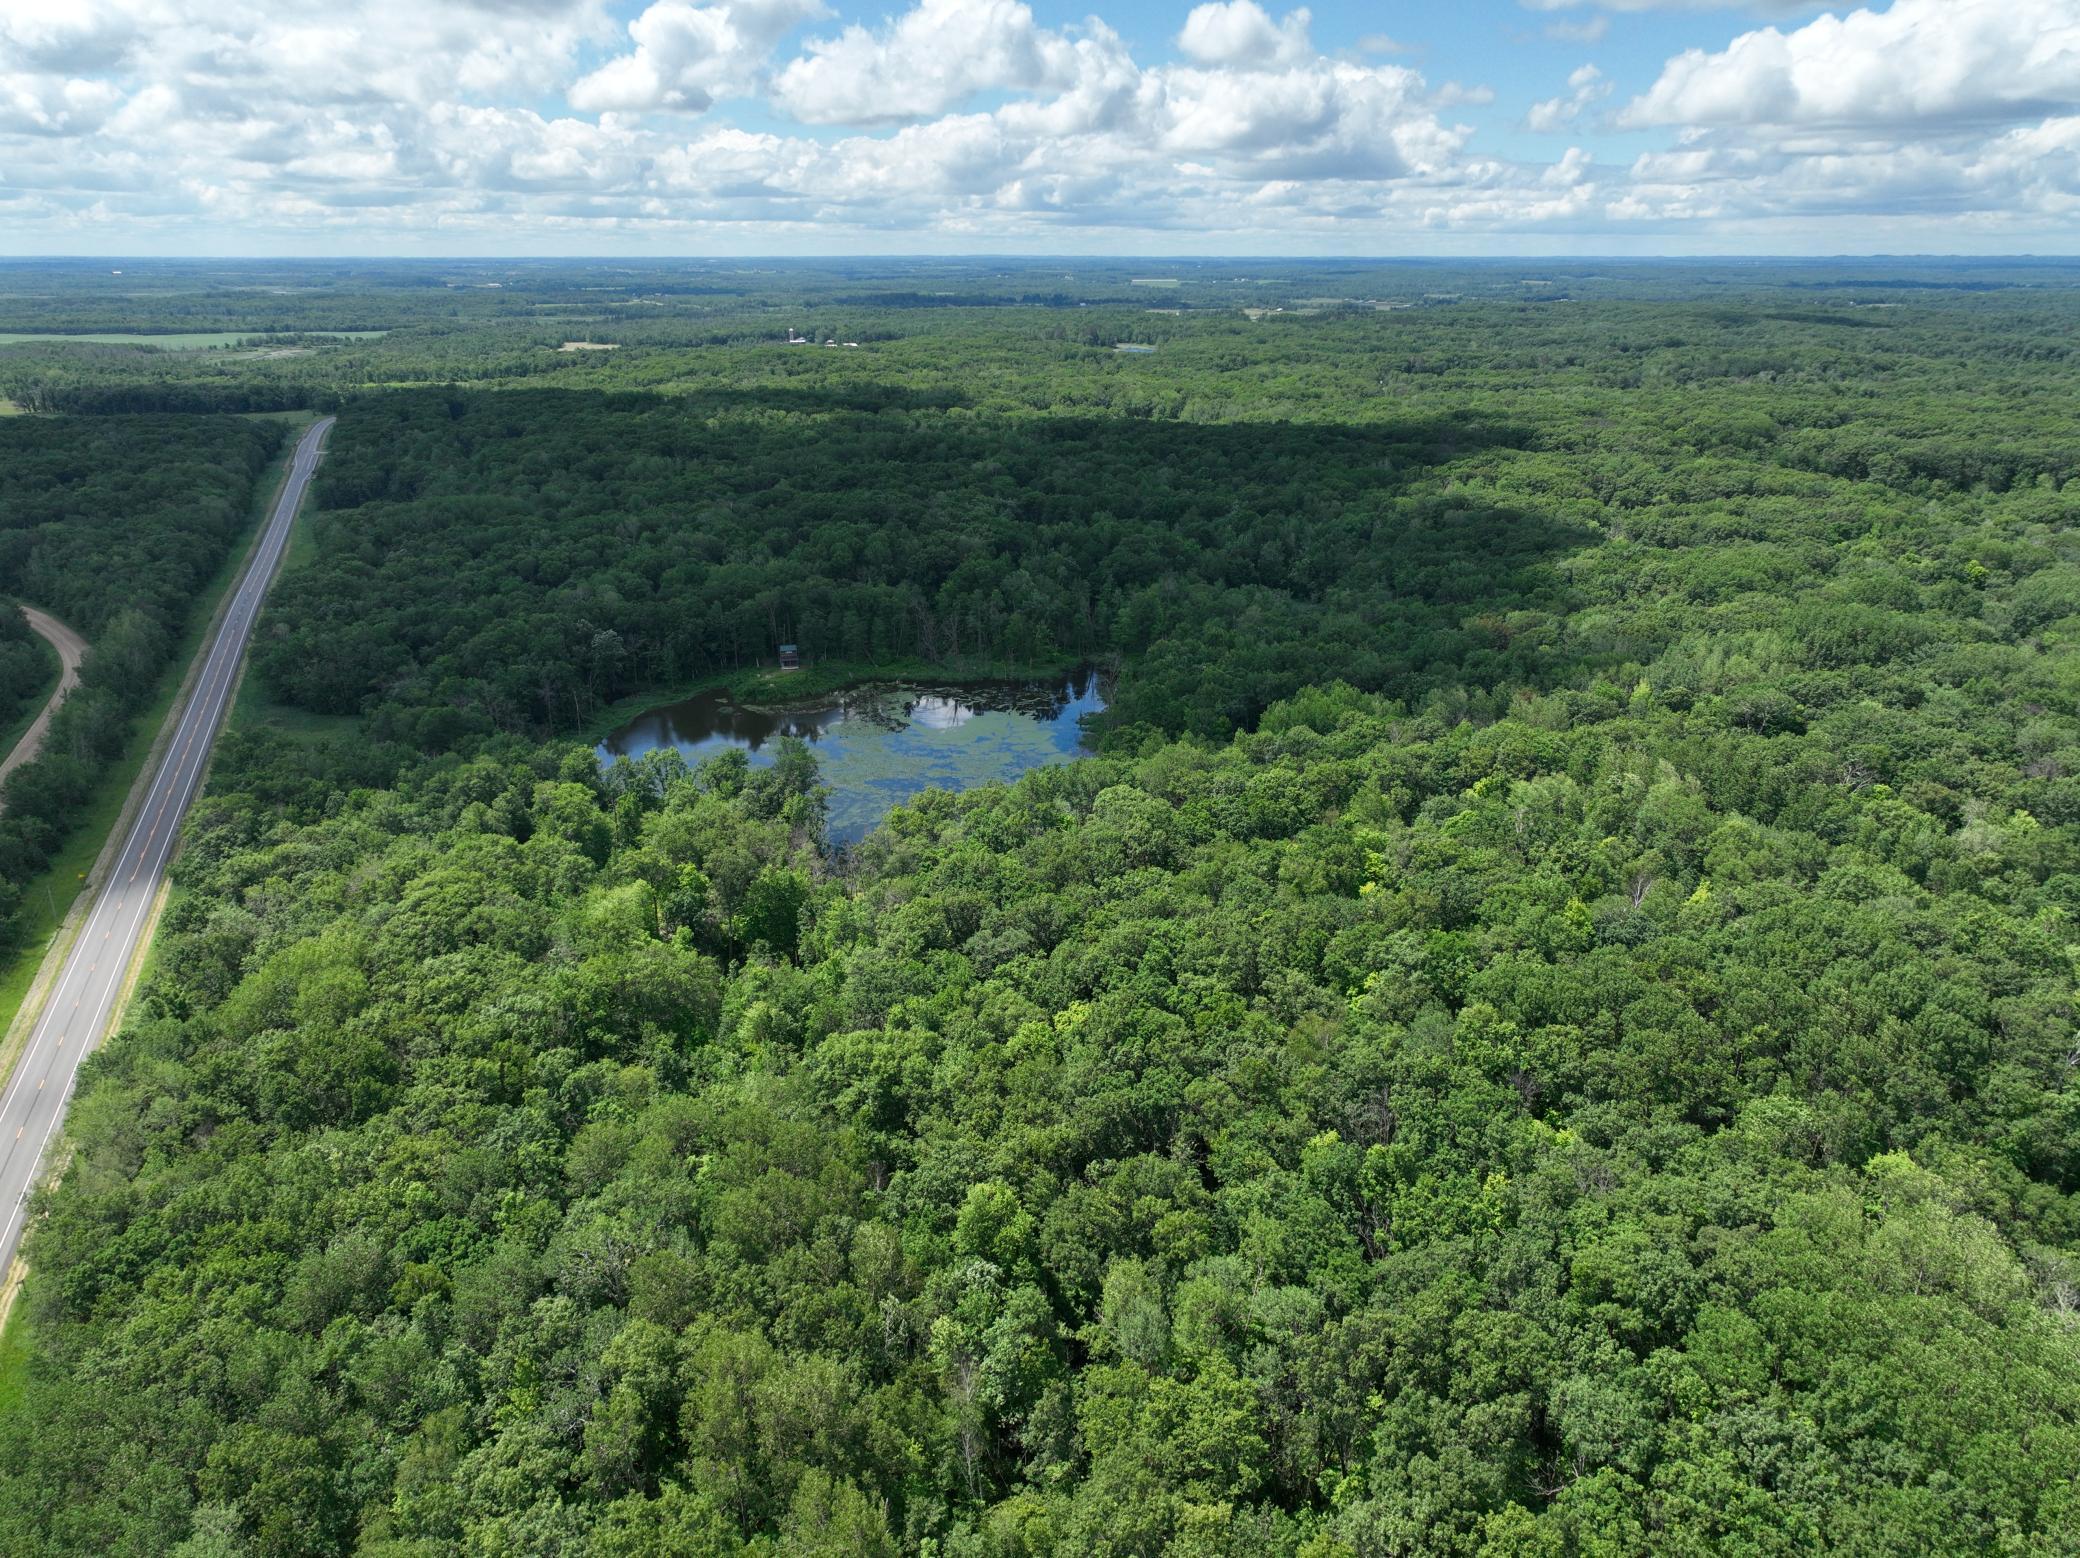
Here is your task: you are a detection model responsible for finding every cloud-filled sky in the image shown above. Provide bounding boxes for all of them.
[1,0,2075,254]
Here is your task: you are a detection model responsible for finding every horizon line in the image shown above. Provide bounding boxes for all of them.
[4,253,2080,264]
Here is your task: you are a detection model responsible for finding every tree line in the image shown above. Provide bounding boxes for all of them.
[0,415,280,947]
[0,603,54,743]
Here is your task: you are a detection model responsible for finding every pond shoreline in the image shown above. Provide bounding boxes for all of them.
[595,666,1112,845]
[576,653,1107,745]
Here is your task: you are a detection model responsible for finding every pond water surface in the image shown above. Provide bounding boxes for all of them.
[598,669,1108,844]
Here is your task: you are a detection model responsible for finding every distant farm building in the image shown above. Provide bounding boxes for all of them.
[777,643,800,672]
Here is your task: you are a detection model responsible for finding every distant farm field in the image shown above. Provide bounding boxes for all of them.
[0,330,386,349]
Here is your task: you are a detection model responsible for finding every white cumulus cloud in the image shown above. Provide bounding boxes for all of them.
[1176,1,1313,69]
[1527,63,1610,132]
[1600,0,2080,240]
[1622,0,2080,129]
[0,73,124,137]
[771,0,1089,125]
[570,0,827,114]
[1,0,2076,251]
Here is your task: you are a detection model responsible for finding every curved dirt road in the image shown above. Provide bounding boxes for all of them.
[0,606,87,796]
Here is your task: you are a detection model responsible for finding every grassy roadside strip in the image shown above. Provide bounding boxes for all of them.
[57,412,334,1111]
[0,1293,29,1415]
[0,412,319,1063]
[0,627,60,763]
[225,472,363,747]
[0,410,322,1365]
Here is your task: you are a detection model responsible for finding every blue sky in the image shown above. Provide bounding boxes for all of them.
[1010,0,1808,154]
[1,0,2074,254]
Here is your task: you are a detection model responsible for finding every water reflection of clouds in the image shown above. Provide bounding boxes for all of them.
[907,696,978,731]
[602,671,1110,844]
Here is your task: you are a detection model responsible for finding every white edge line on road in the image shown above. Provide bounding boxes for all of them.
[0,418,332,1264]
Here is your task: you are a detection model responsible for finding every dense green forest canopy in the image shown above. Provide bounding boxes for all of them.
[0,602,56,743]
[0,260,2076,1556]
[258,390,1562,744]
[4,255,2076,422]
[0,416,279,636]
[0,414,281,946]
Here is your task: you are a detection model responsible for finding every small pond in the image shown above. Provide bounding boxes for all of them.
[597,669,1108,844]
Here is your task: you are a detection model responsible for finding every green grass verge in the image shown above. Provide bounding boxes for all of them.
[0,627,61,762]
[0,1296,33,1418]
[0,397,24,416]
[227,681,363,745]
[226,476,362,748]
[576,654,1092,745]
[0,413,319,1042]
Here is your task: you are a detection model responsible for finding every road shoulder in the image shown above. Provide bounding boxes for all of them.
[0,414,321,1088]
[0,415,330,1343]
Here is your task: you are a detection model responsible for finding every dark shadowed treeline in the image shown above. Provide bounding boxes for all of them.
[256,390,1564,744]
[0,416,278,636]
[0,604,53,743]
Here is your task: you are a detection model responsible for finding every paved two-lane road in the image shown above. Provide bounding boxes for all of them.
[0,416,334,1275]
